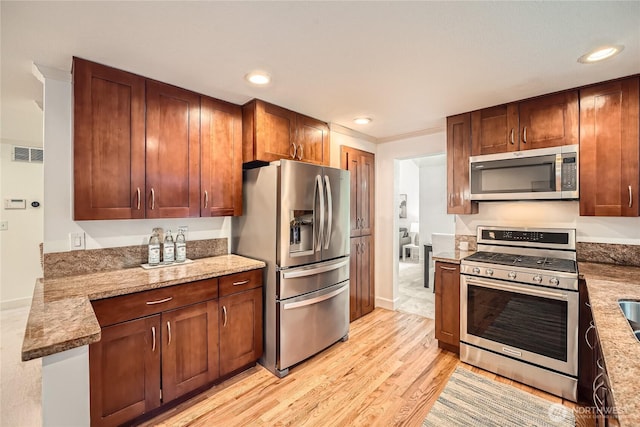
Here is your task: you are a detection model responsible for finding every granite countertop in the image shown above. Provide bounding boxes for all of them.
[432,250,474,264]
[579,262,640,427]
[22,254,265,361]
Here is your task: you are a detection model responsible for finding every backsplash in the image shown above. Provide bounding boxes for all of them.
[44,238,228,279]
[455,235,477,252]
[577,242,640,267]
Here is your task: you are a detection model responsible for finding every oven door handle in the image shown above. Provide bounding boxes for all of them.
[466,278,569,301]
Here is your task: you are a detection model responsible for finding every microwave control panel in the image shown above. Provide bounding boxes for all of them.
[561,155,577,191]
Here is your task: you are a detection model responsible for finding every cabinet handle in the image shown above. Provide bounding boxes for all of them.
[136,188,141,210]
[297,144,303,160]
[510,128,515,145]
[290,143,297,159]
[151,188,155,210]
[441,266,457,271]
[232,279,250,286]
[151,326,156,352]
[222,306,228,327]
[167,321,171,346]
[522,127,527,144]
[146,297,173,305]
[585,321,596,350]
[629,185,633,208]
[204,190,209,209]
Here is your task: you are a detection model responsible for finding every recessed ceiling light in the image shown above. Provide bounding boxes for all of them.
[578,45,624,64]
[353,117,372,125]
[245,71,271,85]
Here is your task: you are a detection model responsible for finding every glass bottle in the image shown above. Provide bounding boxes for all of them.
[175,229,187,262]
[163,230,175,264]
[148,231,161,266]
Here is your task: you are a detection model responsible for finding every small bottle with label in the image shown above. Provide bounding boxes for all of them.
[148,231,161,266]
[175,229,187,263]
[163,230,175,264]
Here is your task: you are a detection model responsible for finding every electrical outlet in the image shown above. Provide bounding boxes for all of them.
[69,232,85,250]
[0,221,8,231]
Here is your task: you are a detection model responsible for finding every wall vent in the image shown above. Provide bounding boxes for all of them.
[12,146,44,163]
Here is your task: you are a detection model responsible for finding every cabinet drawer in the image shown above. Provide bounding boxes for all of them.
[219,269,263,297]
[92,278,218,327]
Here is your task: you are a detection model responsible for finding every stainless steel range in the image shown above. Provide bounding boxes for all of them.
[460,226,579,401]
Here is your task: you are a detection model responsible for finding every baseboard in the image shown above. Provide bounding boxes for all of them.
[1,297,32,311]
[375,296,397,311]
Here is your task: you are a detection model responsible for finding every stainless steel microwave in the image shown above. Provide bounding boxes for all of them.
[469,144,579,201]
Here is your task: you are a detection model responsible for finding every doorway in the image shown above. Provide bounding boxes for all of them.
[396,154,454,319]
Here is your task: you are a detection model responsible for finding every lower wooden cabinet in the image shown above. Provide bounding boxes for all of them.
[434,261,460,353]
[89,269,262,427]
[219,287,263,376]
[349,235,374,322]
[161,301,219,402]
[89,316,161,427]
[578,280,619,426]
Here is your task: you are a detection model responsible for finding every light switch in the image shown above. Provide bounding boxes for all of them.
[69,232,86,250]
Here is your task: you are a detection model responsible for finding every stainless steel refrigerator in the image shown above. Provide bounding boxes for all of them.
[232,160,350,377]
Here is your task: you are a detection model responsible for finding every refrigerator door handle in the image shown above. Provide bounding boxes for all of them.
[323,175,332,250]
[315,175,325,252]
[282,284,348,310]
[281,258,349,279]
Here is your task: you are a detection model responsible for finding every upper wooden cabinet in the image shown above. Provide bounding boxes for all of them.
[200,96,243,217]
[471,91,578,156]
[73,58,243,220]
[580,77,640,217]
[447,113,478,214]
[243,99,330,166]
[341,146,374,237]
[73,57,146,220]
[145,80,201,218]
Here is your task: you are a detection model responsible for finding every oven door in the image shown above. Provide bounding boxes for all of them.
[460,274,578,376]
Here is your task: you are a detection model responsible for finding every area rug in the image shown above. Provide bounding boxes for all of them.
[423,367,575,427]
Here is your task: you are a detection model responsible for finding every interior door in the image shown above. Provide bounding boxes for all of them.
[278,160,323,268]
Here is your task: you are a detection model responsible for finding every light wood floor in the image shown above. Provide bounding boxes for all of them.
[142,308,587,427]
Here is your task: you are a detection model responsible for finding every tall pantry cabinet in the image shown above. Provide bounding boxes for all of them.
[341,146,375,322]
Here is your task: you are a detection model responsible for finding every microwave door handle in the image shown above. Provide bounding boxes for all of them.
[315,175,325,252]
[556,153,563,191]
[323,175,332,250]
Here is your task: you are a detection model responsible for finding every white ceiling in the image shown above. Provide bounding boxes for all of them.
[2,1,639,146]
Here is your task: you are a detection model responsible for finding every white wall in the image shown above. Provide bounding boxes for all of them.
[376,129,447,310]
[398,159,419,230]
[37,66,231,257]
[0,141,44,307]
[418,154,455,251]
[456,201,640,244]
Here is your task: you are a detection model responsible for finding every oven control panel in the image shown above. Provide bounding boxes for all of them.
[460,261,578,291]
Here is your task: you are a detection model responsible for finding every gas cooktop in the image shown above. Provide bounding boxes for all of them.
[464,251,577,274]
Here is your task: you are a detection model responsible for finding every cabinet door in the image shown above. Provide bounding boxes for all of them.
[349,236,375,322]
[578,280,597,403]
[73,57,146,220]
[219,287,263,376]
[446,113,478,214]
[89,316,160,427]
[161,301,219,403]
[359,235,375,317]
[341,147,375,238]
[296,115,330,165]
[580,78,640,217]
[471,104,519,155]
[253,100,297,162]
[518,90,579,150]
[201,96,243,217]
[145,80,201,218]
[434,262,460,351]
